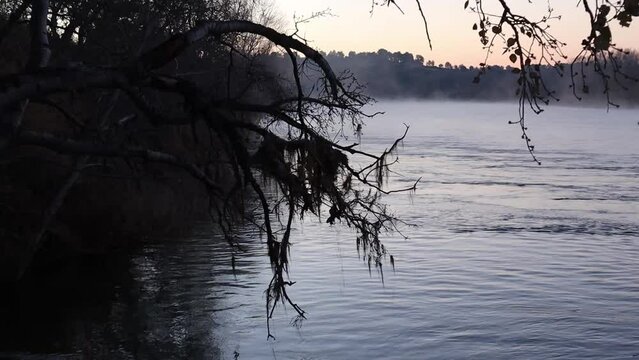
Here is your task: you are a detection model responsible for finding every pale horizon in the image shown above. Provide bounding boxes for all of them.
[275,0,639,66]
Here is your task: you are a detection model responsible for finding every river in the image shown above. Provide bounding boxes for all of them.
[2,101,638,359]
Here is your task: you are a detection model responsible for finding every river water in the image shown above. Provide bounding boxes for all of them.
[1,101,638,359]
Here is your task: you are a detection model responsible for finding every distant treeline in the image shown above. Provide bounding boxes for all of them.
[259,49,639,105]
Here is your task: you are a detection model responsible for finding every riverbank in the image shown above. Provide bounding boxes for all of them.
[0,148,213,282]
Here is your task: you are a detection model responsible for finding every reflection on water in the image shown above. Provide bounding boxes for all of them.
[2,101,639,359]
[0,229,269,359]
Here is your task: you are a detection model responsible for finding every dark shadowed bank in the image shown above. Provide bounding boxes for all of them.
[0,0,306,285]
[0,3,251,282]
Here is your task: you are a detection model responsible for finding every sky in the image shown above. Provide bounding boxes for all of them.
[274,0,639,66]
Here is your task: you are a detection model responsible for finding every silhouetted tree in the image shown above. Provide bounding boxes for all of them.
[0,0,416,338]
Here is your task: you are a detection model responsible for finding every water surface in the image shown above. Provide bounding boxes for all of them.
[2,101,638,359]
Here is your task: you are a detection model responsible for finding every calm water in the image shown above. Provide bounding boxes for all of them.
[2,101,638,359]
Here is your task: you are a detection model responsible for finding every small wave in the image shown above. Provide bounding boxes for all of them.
[553,195,639,202]
[438,180,584,190]
[455,221,639,237]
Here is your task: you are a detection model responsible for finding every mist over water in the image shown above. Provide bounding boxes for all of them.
[3,101,638,359]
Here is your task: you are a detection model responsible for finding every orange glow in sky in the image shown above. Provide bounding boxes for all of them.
[274,0,639,66]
